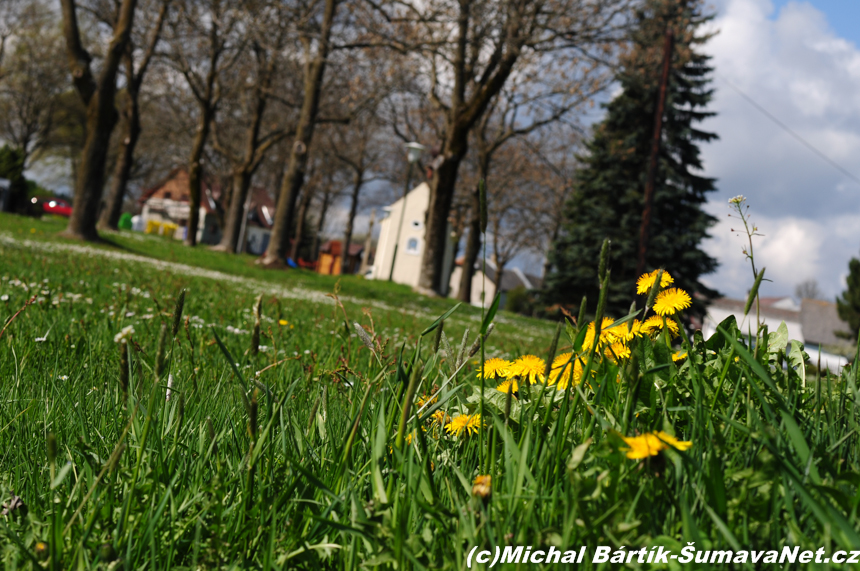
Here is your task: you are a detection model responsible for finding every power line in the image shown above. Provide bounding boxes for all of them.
[718,73,860,187]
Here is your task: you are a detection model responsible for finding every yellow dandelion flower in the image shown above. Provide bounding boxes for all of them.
[640,315,679,337]
[478,357,511,379]
[636,270,674,294]
[583,317,623,350]
[504,355,545,385]
[652,288,691,316]
[416,393,439,409]
[431,409,451,426]
[278,319,288,326]
[496,378,519,394]
[445,413,483,437]
[547,352,583,390]
[655,431,692,451]
[620,433,665,459]
[672,350,687,362]
[604,342,631,362]
[472,474,491,498]
[617,319,645,342]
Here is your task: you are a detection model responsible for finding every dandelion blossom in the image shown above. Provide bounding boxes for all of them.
[604,342,631,362]
[472,475,491,498]
[636,270,674,294]
[445,413,482,437]
[278,319,288,326]
[620,431,692,459]
[547,353,583,390]
[478,358,511,379]
[640,315,679,337]
[496,378,518,394]
[431,409,451,427]
[652,288,691,316]
[504,355,545,385]
[672,351,687,362]
[583,317,623,350]
[655,431,692,451]
[620,433,665,459]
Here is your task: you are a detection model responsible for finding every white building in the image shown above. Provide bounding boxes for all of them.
[370,183,455,294]
[702,296,853,372]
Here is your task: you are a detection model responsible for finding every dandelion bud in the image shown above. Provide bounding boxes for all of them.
[171,289,186,338]
[155,323,168,380]
[577,296,587,331]
[744,267,766,316]
[46,433,57,465]
[433,318,444,354]
[35,541,49,562]
[645,269,663,310]
[598,239,611,285]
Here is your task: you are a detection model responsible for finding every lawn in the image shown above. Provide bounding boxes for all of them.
[1,213,860,569]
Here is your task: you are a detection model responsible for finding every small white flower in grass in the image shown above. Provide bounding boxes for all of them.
[304,350,310,354]
[1,294,8,302]
[728,195,745,204]
[125,312,135,317]
[114,325,135,344]
[58,375,68,381]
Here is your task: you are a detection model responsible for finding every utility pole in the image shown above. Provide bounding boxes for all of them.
[636,28,674,279]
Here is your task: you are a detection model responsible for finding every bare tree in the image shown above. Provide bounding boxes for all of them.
[212,8,292,253]
[364,0,630,294]
[59,0,139,240]
[98,0,171,229]
[261,0,341,266]
[166,0,243,245]
[796,279,822,301]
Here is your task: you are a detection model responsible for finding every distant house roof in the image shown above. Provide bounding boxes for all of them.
[708,297,801,324]
[320,240,364,257]
[800,298,853,347]
[455,257,543,292]
[139,166,222,214]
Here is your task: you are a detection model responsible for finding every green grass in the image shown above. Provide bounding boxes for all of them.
[2,213,860,569]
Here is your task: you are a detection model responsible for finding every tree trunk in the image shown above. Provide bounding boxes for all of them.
[217,170,251,252]
[291,187,314,261]
[458,192,482,303]
[60,0,138,241]
[262,0,338,266]
[311,189,331,262]
[417,150,465,293]
[184,106,213,246]
[99,91,140,230]
[341,171,362,274]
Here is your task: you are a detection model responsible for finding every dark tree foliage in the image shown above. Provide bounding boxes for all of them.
[544,0,719,320]
[837,257,860,339]
[0,145,28,213]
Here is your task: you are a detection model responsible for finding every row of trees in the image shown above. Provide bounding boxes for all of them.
[0,0,634,297]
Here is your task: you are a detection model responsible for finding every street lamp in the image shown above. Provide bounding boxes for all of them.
[388,142,425,281]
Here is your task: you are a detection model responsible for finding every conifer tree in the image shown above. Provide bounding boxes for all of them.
[837,257,860,339]
[544,0,719,319]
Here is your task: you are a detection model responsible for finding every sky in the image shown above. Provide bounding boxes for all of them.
[698,0,860,301]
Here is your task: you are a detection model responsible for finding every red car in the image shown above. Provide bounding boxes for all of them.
[32,196,73,217]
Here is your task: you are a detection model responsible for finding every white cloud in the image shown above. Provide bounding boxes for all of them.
[700,0,860,300]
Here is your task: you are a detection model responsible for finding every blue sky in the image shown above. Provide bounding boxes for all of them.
[771,1,860,47]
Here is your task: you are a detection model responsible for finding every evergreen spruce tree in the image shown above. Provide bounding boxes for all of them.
[544,0,719,319]
[837,257,860,339]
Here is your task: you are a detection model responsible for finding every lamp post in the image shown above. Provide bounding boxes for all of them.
[388,142,425,281]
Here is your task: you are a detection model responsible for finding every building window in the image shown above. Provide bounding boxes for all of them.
[406,238,420,254]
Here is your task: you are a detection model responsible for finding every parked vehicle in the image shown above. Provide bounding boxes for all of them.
[31,196,73,217]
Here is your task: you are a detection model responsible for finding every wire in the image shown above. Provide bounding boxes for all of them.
[718,73,860,187]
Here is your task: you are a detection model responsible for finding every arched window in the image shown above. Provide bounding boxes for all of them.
[406,238,420,254]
